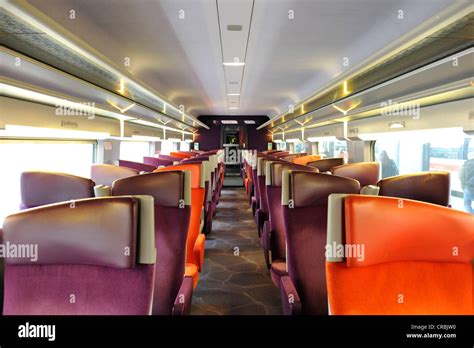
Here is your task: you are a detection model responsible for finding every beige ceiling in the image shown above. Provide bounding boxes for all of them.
[25,0,458,118]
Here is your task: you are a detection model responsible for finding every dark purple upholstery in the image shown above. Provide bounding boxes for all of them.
[331,162,380,187]
[2,197,155,315]
[307,158,344,172]
[118,160,156,173]
[158,155,181,162]
[378,171,450,206]
[20,171,94,209]
[281,171,360,315]
[143,156,173,167]
[265,162,318,287]
[112,171,192,315]
[91,164,139,187]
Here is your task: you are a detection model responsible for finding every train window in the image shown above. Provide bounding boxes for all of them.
[294,142,307,153]
[276,142,287,151]
[0,140,95,226]
[318,140,348,160]
[373,128,473,213]
[160,140,174,155]
[119,141,150,162]
[180,141,190,152]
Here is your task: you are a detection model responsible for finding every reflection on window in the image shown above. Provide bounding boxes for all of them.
[0,141,94,226]
[119,141,150,162]
[276,142,287,151]
[294,142,307,153]
[374,128,473,213]
[318,140,348,162]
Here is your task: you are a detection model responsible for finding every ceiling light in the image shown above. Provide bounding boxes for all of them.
[229,82,239,85]
[389,122,406,129]
[0,125,110,139]
[131,135,161,141]
[229,107,239,110]
[221,120,238,124]
[286,138,301,143]
[307,136,337,142]
[167,138,181,142]
[227,93,240,96]
[244,120,256,124]
[184,139,193,143]
[273,139,283,143]
[227,25,243,31]
[223,62,245,67]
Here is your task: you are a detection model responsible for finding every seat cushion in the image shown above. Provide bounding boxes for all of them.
[270,260,287,288]
[185,263,199,289]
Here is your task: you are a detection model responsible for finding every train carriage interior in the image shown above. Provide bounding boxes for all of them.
[0,0,473,345]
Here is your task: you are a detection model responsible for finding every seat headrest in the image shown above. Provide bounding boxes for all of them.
[20,171,94,209]
[307,158,344,172]
[377,171,450,206]
[292,154,321,166]
[154,163,203,189]
[331,162,380,187]
[267,162,318,186]
[113,171,191,206]
[282,171,360,207]
[332,195,473,267]
[3,196,156,267]
[143,156,173,167]
[91,164,139,187]
[118,160,156,173]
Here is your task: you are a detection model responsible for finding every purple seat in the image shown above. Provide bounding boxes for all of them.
[143,156,173,167]
[331,162,380,187]
[2,196,156,315]
[118,160,156,173]
[112,171,193,315]
[264,162,319,287]
[91,164,139,187]
[20,171,95,210]
[378,171,450,206]
[307,158,344,172]
[158,154,182,163]
[280,171,360,315]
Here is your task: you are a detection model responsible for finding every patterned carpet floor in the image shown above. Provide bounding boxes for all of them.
[191,187,282,315]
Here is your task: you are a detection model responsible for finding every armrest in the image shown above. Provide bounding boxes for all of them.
[280,276,302,315]
[171,276,194,315]
[255,209,268,237]
[94,185,111,197]
[360,185,380,195]
[261,221,272,269]
[193,233,206,272]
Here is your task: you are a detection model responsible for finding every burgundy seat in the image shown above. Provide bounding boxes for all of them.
[20,171,94,209]
[307,158,344,172]
[331,162,380,187]
[377,171,450,206]
[118,160,156,173]
[264,162,319,287]
[91,164,139,187]
[2,196,156,315]
[112,171,193,315]
[280,171,360,315]
[143,156,173,167]
[158,155,182,163]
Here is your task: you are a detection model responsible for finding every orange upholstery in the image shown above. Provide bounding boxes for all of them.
[326,195,474,315]
[170,152,192,159]
[292,155,321,166]
[185,264,199,288]
[154,163,206,286]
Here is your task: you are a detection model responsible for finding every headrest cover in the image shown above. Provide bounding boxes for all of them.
[378,171,450,206]
[331,162,380,187]
[307,158,344,172]
[143,156,173,167]
[3,197,139,268]
[118,160,156,173]
[292,155,322,166]
[154,163,202,189]
[267,162,318,186]
[21,171,94,208]
[286,171,360,207]
[113,171,187,207]
[91,164,139,187]
[344,195,474,267]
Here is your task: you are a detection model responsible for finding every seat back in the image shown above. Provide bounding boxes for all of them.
[266,162,318,262]
[281,153,306,161]
[154,163,205,267]
[20,171,95,209]
[170,152,192,159]
[3,196,155,315]
[91,164,139,187]
[326,194,473,314]
[118,160,156,173]
[112,171,191,314]
[377,171,450,206]
[331,162,380,187]
[158,154,181,163]
[143,156,173,167]
[307,158,344,172]
[292,155,321,166]
[281,171,360,314]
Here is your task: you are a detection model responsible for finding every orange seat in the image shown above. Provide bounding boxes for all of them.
[170,152,193,159]
[292,155,321,165]
[154,163,206,287]
[326,194,474,315]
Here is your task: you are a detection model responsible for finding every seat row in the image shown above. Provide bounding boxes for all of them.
[0,149,224,315]
[241,150,473,314]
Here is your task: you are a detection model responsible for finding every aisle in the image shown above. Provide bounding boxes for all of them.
[191,187,282,315]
